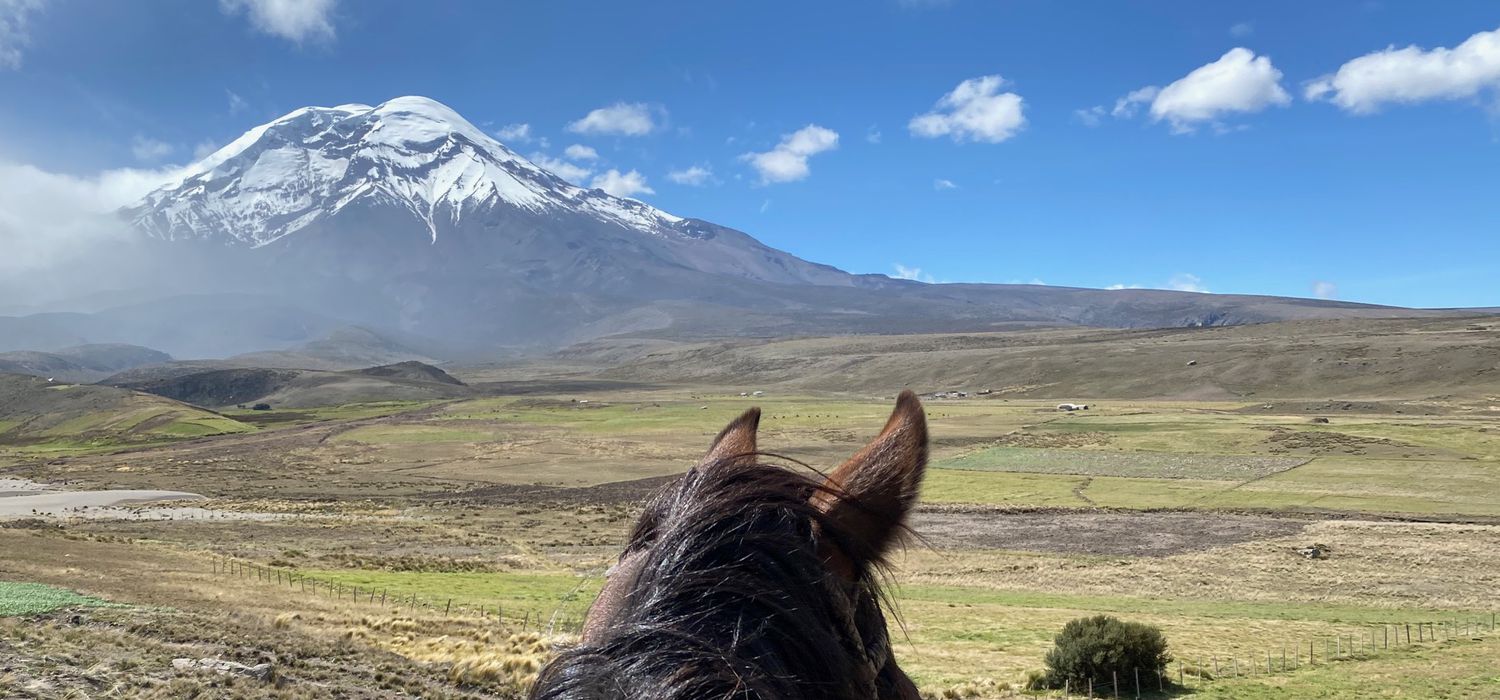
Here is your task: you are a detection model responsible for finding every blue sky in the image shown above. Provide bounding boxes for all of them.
[1,1,1498,308]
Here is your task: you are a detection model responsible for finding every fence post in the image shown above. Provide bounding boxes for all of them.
[1112,670,1118,699]
[1133,667,1139,698]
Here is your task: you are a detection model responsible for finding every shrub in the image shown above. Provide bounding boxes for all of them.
[1042,615,1171,690]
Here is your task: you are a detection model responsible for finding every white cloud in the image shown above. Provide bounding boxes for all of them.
[866,125,883,143]
[1168,273,1210,293]
[1105,283,1143,290]
[1112,86,1159,118]
[192,140,220,160]
[562,144,598,161]
[1146,48,1291,132]
[220,0,336,44]
[1230,22,1254,38]
[131,135,175,162]
[0,159,185,273]
[933,178,957,190]
[1312,281,1338,299]
[0,0,45,70]
[530,153,592,184]
[494,123,533,143]
[590,168,654,198]
[909,75,1026,143]
[226,89,248,114]
[892,263,935,283]
[1305,26,1500,113]
[1074,106,1106,127]
[567,102,659,136]
[740,124,839,184]
[758,199,771,214]
[667,165,714,186]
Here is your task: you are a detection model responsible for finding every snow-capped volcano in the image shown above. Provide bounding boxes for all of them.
[105,96,1410,354]
[127,96,694,247]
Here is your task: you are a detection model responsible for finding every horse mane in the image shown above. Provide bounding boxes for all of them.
[530,459,898,700]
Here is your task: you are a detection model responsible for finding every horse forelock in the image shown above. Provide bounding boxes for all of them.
[531,460,901,700]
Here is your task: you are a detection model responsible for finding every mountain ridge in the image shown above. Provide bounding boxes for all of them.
[4,95,1471,359]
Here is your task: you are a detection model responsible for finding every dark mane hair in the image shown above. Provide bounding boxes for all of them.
[530,460,900,699]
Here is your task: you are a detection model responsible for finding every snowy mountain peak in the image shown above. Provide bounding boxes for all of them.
[126,96,683,247]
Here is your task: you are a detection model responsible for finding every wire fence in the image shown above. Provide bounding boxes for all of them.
[1037,613,1498,698]
[209,556,1497,697]
[209,556,592,635]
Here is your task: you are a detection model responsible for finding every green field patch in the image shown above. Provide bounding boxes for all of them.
[1191,636,1500,699]
[0,581,116,617]
[940,446,1306,480]
[305,569,601,621]
[923,469,1091,507]
[895,584,1478,625]
[1214,458,1500,516]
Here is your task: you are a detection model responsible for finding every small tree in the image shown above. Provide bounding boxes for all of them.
[1043,615,1171,690]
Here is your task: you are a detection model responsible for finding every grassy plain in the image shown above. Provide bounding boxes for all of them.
[3,322,1500,698]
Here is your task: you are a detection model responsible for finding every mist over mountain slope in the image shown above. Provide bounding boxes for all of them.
[2,96,1476,360]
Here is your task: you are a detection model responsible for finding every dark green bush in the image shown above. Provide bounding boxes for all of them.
[1042,615,1171,690]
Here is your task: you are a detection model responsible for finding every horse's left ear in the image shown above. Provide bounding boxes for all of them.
[813,390,928,570]
[698,407,761,468]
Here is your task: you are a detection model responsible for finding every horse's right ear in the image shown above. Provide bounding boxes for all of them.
[812,390,927,570]
[698,407,761,468]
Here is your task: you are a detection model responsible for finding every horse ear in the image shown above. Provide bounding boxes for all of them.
[698,407,761,468]
[813,390,927,567]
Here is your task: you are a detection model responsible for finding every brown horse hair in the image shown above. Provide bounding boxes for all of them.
[529,457,909,699]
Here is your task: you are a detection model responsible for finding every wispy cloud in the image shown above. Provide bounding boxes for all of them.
[226,88,248,114]
[1306,26,1500,113]
[910,75,1026,143]
[220,0,338,44]
[0,0,46,70]
[892,263,935,283]
[494,123,534,143]
[933,178,957,190]
[1312,281,1338,299]
[131,135,175,163]
[0,158,186,273]
[530,153,592,184]
[562,144,598,161]
[741,124,839,184]
[667,165,714,186]
[1230,22,1254,38]
[1074,106,1106,127]
[1168,273,1210,293]
[590,168,654,198]
[567,102,661,136]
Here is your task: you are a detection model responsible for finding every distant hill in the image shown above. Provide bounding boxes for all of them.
[586,316,1500,401]
[105,361,471,409]
[356,360,463,385]
[0,344,172,383]
[0,373,253,446]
